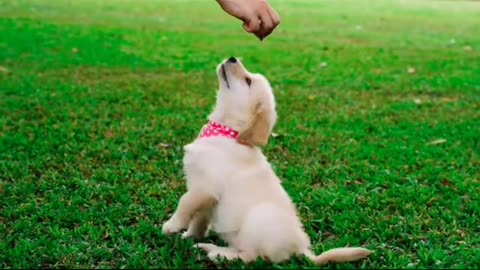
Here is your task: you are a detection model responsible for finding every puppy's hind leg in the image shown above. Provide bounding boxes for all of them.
[194,243,255,263]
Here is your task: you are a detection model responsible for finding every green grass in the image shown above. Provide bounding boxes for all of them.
[1,0,479,268]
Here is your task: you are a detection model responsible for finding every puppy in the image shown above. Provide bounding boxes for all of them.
[162,57,373,265]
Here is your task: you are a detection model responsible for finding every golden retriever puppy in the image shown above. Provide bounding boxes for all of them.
[162,57,373,265]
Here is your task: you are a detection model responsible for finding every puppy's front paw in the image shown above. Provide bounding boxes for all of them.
[182,230,193,239]
[182,228,209,239]
[162,219,184,235]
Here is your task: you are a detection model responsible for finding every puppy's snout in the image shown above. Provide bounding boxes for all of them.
[228,57,237,63]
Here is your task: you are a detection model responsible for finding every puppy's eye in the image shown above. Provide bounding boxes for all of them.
[245,77,252,86]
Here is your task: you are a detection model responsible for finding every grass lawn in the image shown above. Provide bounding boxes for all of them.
[1,0,479,268]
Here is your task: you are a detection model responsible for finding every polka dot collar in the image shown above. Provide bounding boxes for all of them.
[199,121,250,146]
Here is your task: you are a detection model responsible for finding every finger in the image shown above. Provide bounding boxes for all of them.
[268,7,280,28]
[260,7,280,39]
[258,12,274,40]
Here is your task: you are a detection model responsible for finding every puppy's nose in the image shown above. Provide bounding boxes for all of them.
[228,57,237,63]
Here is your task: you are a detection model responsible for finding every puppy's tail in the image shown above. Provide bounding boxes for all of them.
[303,247,373,266]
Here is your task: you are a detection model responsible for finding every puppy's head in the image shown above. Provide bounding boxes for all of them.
[214,57,277,147]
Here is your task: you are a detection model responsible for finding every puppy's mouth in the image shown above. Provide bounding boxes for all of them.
[221,64,230,88]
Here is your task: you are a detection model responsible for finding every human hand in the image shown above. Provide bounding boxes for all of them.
[216,0,280,40]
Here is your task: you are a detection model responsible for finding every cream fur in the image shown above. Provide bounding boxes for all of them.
[162,57,373,265]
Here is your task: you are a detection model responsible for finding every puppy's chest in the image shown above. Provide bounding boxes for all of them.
[182,140,249,187]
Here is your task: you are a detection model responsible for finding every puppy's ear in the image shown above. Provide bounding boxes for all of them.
[238,102,276,147]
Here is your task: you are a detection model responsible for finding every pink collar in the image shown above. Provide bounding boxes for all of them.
[199,121,250,146]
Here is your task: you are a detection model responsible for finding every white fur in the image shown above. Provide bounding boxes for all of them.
[162,58,373,265]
